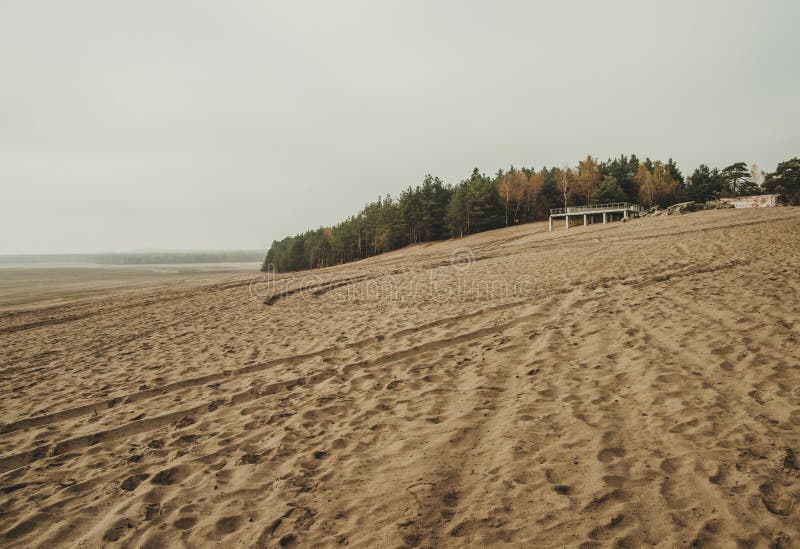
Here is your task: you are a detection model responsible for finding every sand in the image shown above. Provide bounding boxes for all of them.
[1,208,798,548]
[0,263,260,313]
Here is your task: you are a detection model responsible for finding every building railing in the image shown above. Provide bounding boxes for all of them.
[549,202,643,215]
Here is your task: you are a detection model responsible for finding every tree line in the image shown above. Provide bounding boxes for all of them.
[263,155,800,272]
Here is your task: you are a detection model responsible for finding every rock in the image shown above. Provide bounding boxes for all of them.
[665,201,695,215]
[698,200,735,210]
[641,201,700,217]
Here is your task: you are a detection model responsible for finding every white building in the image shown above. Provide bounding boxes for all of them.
[719,194,780,208]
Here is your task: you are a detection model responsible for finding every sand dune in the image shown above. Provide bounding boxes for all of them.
[1,208,799,547]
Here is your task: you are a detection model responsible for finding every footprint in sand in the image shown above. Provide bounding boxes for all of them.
[597,447,626,463]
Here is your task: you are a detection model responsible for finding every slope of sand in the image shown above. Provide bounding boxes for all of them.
[1,208,799,548]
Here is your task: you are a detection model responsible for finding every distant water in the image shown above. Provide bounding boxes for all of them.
[0,251,264,268]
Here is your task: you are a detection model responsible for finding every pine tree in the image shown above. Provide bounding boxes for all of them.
[591,176,626,204]
[721,162,752,196]
[764,157,800,205]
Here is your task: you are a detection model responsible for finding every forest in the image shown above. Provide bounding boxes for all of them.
[262,155,800,273]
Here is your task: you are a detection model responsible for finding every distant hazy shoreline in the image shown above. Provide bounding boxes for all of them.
[0,251,264,267]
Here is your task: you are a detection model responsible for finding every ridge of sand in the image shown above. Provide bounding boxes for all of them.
[1,208,799,547]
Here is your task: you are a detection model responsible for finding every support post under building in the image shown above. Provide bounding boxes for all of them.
[548,203,642,231]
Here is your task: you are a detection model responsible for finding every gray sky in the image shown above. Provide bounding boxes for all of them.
[1,1,798,254]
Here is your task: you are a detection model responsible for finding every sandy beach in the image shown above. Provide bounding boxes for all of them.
[1,207,798,547]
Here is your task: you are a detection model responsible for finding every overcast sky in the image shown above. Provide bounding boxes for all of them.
[1,1,797,254]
